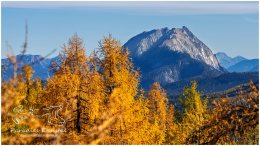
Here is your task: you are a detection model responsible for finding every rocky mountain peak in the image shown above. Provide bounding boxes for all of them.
[124,26,221,70]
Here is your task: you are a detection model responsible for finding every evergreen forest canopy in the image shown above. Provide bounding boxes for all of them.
[1,34,259,144]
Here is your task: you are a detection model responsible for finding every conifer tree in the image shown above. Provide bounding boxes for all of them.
[98,35,139,144]
[180,81,207,123]
[177,81,207,144]
[44,34,105,134]
[147,82,168,144]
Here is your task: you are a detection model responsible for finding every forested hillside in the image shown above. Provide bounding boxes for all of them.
[1,34,259,144]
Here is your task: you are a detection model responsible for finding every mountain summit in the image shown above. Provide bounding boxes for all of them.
[124,26,224,88]
[125,26,221,70]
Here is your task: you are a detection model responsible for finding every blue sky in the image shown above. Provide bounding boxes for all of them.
[1,1,259,59]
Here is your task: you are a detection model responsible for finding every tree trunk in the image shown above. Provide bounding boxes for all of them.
[76,95,81,134]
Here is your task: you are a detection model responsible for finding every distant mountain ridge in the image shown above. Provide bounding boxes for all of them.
[1,54,58,81]
[228,59,259,72]
[124,26,224,88]
[165,72,259,97]
[216,52,246,68]
[216,52,259,72]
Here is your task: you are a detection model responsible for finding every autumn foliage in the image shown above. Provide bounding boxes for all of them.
[1,34,259,144]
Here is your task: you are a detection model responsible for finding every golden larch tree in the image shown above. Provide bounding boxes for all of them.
[98,35,140,144]
[147,82,168,144]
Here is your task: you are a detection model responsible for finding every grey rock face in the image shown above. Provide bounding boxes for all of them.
[124,26,223,88]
